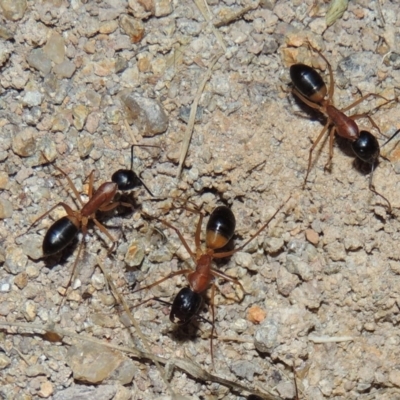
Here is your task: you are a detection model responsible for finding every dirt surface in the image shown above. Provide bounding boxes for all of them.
[2,0,400,399]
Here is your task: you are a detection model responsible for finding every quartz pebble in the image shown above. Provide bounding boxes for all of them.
[12,127,38,157]
[254,318,279,353]
[0,198,13,219]
[119,15,145,43]
[53,60,76,78]
[27,49,52,75]
[121,92,169,136]
[5,246,28,274]
[53,385,116,400]
[67,342,130,384]
[0,0,27,20]
[0,354,11,369]
[23,300,37,321]
[43,31,65,64]
[125,240,145,267]
[38,380,54,398]
[230,360,262,381]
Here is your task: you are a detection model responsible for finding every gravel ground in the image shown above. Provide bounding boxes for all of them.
[2,0,400,399]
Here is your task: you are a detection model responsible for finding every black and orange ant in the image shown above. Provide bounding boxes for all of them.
[23,152,153,308]
[290,45,393,210]
[133,198,290,359]
[30,145,157,258]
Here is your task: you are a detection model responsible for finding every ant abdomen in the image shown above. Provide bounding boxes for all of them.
[42,216,79,256]
[170,287,203,325]
[205,206,236,250]
[351,131,380,164]
[290,63,327,103]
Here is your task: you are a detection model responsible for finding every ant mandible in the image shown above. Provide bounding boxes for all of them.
[290,45,392,210]
[134,198,290,360]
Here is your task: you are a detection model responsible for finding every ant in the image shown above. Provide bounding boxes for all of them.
[290,44,393,210]
[133,198,290,360]
[31,145,156,258]
[24,149,157,308]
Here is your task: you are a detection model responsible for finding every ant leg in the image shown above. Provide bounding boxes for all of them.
[292,363,300,400]
[209,282,216,364]
[308,44,335,102]
[341,93,389,113]
[160,219,197,262]
[87,170,95,198]
[131,269,192,294]
[304,122,330,187]
[92,218,117,250]
[194,213,204,250]
[24,202,76,234]
[213,197,291,259]
[350,113,383,136]
[382,128,400,147]
[173,204,204,244]
[99,201,134,212]
[48,160,86,207]
[368,164,392,213]
[324,126,336,171]
[292,89,326,114]
[57,236,86,312]
[136,175,154,197]
[211,269,246,299]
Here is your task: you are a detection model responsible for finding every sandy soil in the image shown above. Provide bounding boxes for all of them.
[2,0,400,399]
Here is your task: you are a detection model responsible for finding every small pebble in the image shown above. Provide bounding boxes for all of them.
[0,163,10,184]
[14,272,28,289]
[119,15,145,43]
[121,92,169,136]
[26,49,52,75]
[305,228,319,245]
[154,0,173,17]
[77,135,94,158]
[38,380,54,398]
[0,354,11,369]
[43,31,65,64]
[85,112,100,134]
[0,0,27,20]
[0,280,11,292]
[73,105,89,130]
[230,360,262,381]
[12,127,38,157]
[21,234,42,260]
[247,305,266,324]
[5,246,28,274]
[0,198,13,218]
[23,300,37,321]
[389,370,400,388]
[125,240,145,267]
[67,342,126,384]
[254,318,279,353]
[91,273,105,291]
[53,60,76,78]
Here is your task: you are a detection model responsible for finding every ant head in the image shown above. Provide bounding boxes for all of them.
[351,131,379,164]
[112,169,142,191]
[170,287,203,325]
